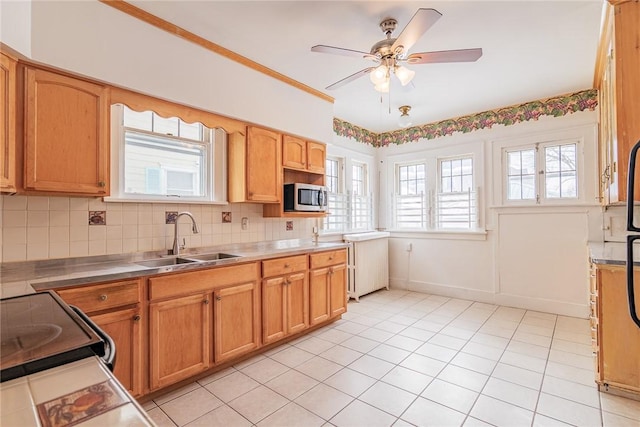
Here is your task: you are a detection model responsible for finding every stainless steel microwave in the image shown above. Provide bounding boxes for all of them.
[284,183,327,212]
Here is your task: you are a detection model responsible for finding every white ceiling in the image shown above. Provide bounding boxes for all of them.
[129,1,604,134]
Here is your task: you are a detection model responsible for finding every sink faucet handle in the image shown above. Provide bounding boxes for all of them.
[180,238,186,250]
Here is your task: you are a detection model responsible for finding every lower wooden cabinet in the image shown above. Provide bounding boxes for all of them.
[91,307,142,396]
[50,279,144,397]
[592,264,640,398]
[262,255,309,344]
[309,249,348,326]
[149,293,210,390]
[214,281,260,363]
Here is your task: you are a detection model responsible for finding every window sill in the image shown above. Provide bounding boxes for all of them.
[387,229,488,241]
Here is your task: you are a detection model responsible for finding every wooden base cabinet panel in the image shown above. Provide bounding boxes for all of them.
[149,293,210,390]
[309,267,330,326]
[329,263,347,318]
[91,307,142,396]
[262,276,287,344]
[596,266,640,396]
[287,272,309,335]
[214,282,260,363]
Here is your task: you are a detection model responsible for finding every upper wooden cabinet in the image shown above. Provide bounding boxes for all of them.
[0,53,16,193]
[597,1,640,203]
[23,67,109,195]
[228,126,281,203]
[282,135,326,175]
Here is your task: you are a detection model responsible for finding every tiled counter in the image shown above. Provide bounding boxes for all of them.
[0,357,154,426]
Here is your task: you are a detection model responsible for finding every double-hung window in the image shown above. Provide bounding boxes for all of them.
[437,157,477,229]
[351,162,372,230]
[393,162,427,229]
[109,104,226,203]
[324,156,348,232]
[505,140,578,204]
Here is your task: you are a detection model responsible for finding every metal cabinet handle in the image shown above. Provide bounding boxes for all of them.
[99,294,108,301]
[204,299,210,305]
[284,263,290,268]
[133,315,141,321]
[216,296,222,301]
[98,181,106,187]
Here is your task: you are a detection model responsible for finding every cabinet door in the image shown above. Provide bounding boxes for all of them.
[282,135,306,170]
[306,141,326,174]
[329,264,347,318]
[309,267,330,325]
[24,67,109,195]
[214,281,260,363]
[246,126,281,203]
[91,307,142,397]
[262,276,286,345]
[598,268,640,391]
[149,293,210,390]
[0,54,16,193]
[287,271,309,334]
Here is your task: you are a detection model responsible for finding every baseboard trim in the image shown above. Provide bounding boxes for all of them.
[389,278,589,318]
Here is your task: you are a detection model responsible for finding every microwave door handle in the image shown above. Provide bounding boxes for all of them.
[626,140,640,231]
[626,236,640,329]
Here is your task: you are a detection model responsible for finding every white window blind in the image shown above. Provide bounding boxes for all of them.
[436,188,478,229]
[325,192,349,232]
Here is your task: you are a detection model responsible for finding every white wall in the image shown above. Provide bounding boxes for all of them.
[23,1,333,143]
[378,110,602,318]
[0,0,31,56]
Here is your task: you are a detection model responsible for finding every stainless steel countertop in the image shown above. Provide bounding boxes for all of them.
[0,239,350,296]
[588,240,640,266]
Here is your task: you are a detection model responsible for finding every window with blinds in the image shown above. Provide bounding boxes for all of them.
[393,163,428,229]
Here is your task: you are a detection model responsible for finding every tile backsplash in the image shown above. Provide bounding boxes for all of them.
[0,195,316,263]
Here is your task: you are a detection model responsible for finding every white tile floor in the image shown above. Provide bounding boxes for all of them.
[143,289,640,427]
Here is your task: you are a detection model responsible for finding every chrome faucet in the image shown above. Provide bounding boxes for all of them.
[171,212,200,256]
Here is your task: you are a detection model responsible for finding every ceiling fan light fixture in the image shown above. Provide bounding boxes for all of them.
[370,64,388,85]
[398,105,413,127]
[374,80,390,93]
[395,65,415,86]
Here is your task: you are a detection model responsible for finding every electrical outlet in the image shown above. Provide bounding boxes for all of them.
[406,243,412,252]
[241,217,249,230]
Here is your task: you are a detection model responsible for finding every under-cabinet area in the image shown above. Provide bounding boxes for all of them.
[37,247,348,399]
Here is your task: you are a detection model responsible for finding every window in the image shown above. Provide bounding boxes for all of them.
[393,162,427,229]
[505,141,578,203]
[351,162,372,230]
[324,157,348,232]
[323,157,373,233]
[437,157,477,229]
[108,104,227,203]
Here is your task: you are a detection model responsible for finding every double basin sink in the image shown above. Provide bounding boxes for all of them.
[135,252,241,269]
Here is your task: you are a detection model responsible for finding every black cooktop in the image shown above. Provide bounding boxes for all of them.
[0,291,105,382]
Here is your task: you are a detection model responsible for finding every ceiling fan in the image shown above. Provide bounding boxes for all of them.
[311,8,483,92]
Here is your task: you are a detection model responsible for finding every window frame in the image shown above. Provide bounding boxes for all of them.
[107,104,227,204]
[393,161,428,230]
[436,155,477,230]
[502,139,582,206]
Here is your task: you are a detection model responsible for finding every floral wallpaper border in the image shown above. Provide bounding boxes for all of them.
[333,89,598,148]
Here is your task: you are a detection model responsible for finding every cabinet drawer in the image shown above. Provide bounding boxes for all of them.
[262,255,307,277]
[57,280,140,313]
[309,249,347,269]
[149,262,259,301]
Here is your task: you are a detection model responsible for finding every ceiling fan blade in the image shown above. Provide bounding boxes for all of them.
[406,48,483,64]
[311,45,375,60]
[391,8,442,55]
[325,67,375,90]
